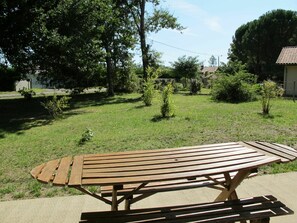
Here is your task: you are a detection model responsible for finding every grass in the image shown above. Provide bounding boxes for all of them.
[0,91,296,201]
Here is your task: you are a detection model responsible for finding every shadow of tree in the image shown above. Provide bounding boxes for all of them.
[0,93,142,137]
[151,115,174,122]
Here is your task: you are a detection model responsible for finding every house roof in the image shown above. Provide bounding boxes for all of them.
[201,66,218,73]
[276,46,297,65]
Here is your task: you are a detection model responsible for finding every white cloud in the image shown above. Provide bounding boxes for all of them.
[204,17,223,32]
[166,0,223,33]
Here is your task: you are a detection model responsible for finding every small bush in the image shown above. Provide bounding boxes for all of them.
[211,72,257,103]
[79,128,94,145]
[143,67,159,106]
[172,82,183,93]
[161,83,175,118]
[18,89,36,99]
[190,79,201,95]
[41,94,70,118]
[261,80,284,115]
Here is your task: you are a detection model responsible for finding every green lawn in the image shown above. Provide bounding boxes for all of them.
[0,91,296,201]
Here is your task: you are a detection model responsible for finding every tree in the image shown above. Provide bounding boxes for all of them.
[31,0,110,89]
[100,0,136,96]
[229,9,297,81]
[208,55,217,67]
[0,0,40,75]
[0,0,109,89]
[172,55,202,81]
[124,0,184,79]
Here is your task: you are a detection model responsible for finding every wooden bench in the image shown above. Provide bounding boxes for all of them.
[80,195,293,223]
[100,172,258,210]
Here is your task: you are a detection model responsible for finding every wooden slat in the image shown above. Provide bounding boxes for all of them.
[101,173,238,197]
[37,159,60,183]
[83,155,265,179]
[83,142,239,159]
[83,152,263,176]
[81,157,279,186]
[53,156,73,186]
[68,155,84,186]
[84,144,245,164]
[243,141,295,162]
[84,149,256,170]
[30,163,46,179]
[259,142,297,158]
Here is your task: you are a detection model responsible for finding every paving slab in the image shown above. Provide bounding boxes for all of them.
[0,172,296,223]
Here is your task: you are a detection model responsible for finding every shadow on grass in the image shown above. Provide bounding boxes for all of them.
[151,115,174,122]
[257,113,283,119]
[0,93,142,137]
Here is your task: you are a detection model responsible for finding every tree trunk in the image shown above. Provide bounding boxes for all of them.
[105,45,115,97]
[139,0,148,80]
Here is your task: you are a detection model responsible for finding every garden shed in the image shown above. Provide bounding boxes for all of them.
[276,46,297,96]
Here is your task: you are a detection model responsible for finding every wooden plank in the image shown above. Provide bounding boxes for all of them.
[243,141,295,161]
[37,159,60,183]
[83,148,257,170]
[83,153,263,178]
[83,142,239,159]
[259,142,297,158]
[83,155,265,179]
[100,173,239,197]
[68,155,84,186]
[84,144,243,162]
[30,163,46,179]
[53,156,73,186]
[82,156,279,186]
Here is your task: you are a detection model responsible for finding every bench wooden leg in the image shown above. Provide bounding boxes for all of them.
[125,195,133,210]
[250,218,270,223]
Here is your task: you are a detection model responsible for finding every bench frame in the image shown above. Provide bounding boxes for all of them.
[80,195,294,223]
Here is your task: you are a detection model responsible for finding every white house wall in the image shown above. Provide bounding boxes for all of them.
[285,66,297,96]
[15,80,31,91]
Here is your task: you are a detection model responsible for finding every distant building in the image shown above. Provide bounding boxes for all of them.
[201,66,218,74]
[200,66,218,88]
[276,46,297,96]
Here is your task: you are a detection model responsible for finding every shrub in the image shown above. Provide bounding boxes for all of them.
[211,72,257,103]
[41,94,70,118]
[190,79,201,95]
[172,82,183,93]
[79,128,94,145]
[261,80,284,115]
[143,67,159,106]
[18,89,36,99]
[161,83,175,118]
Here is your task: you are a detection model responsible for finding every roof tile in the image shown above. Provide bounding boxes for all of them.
[276,46,297,65]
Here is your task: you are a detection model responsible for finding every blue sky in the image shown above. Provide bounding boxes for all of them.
[138,0,297,67]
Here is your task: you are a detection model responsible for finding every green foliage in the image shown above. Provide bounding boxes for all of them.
[126,0,184,79]
[172,82,184,93]
[172,56,202,81]
[211,72,257,103]
[229,9,297,81]
[190,79,201,95]
[41,94,70,118]
[261,80,284,115]
[18,89,36,99]
[143,67,159,106]
[79,128,94,145]
[0,65,20,91]
[161,83,175,118]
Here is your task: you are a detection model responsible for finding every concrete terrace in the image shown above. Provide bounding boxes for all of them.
[0,172,296,223]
